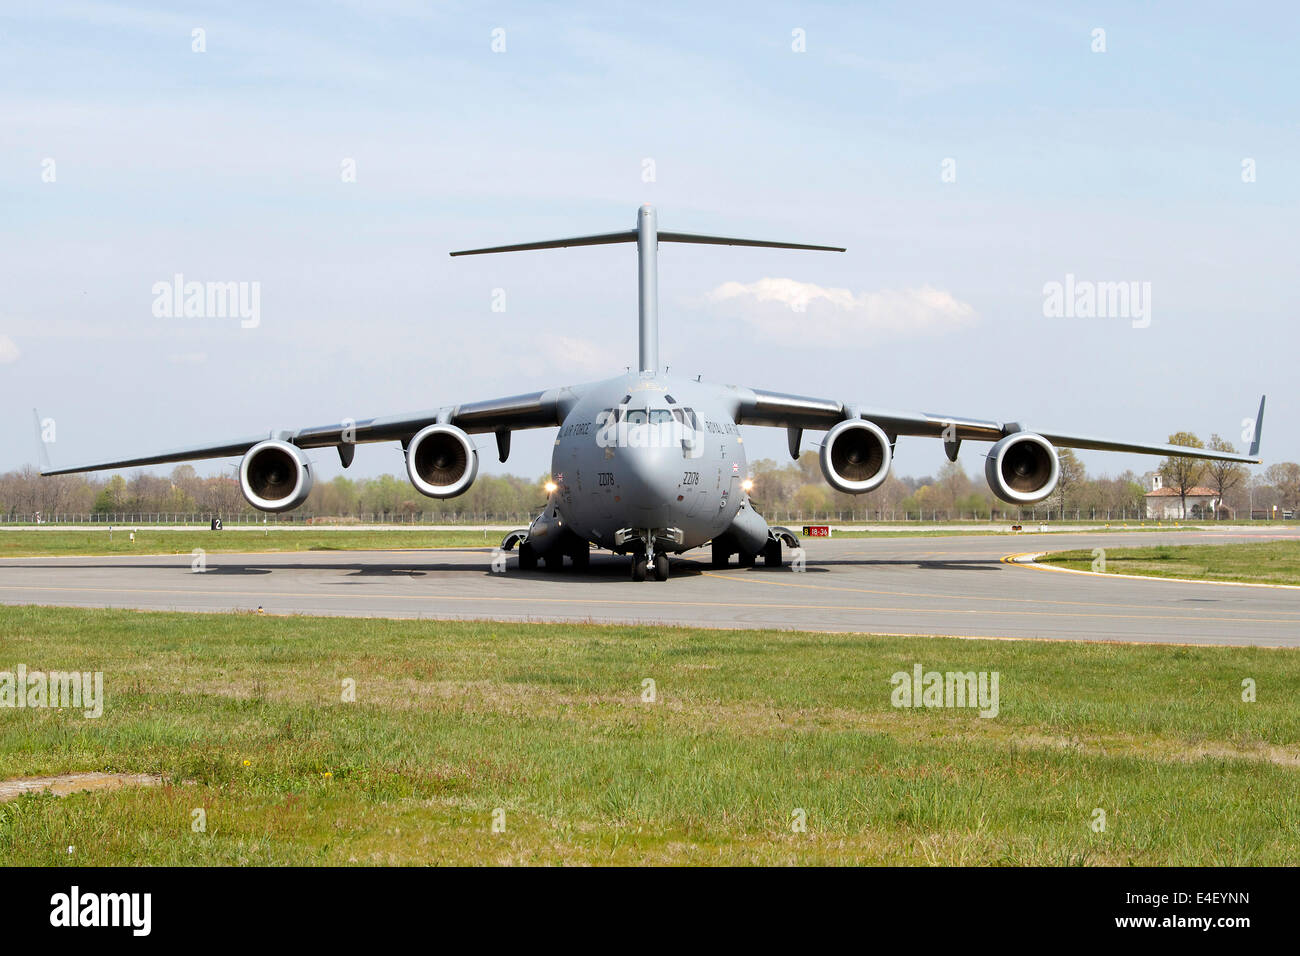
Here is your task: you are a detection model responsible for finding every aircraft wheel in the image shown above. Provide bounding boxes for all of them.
[653,554,670,581]
[738,550,757,568]
[631,556,648,582]
[518,542,538,571]
[711,543,730,568]
[763,539,782,568]
[571,545,590,571]
[543,552,564,572]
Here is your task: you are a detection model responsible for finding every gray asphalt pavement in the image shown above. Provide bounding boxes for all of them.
[1,528,1297,646]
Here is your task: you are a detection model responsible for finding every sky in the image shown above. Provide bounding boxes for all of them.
[1,1,1295,488]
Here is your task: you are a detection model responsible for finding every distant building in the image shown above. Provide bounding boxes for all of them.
[1142,471,1219,519]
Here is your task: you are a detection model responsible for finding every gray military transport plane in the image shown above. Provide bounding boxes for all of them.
[41,204,1265,581]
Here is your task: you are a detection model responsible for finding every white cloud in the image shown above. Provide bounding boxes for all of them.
[0,335,19,363]
[535,335,623,377]
[703,278,976,343]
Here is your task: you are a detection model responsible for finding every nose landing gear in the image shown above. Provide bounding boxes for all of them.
[629,531,672,581]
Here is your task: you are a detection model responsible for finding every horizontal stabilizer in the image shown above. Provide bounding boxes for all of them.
[450,229,844,257]
[450,231,636,256]
[658,231,844,252]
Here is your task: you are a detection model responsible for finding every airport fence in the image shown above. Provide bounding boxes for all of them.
[0,512,539,526]
[2,508,1290,526]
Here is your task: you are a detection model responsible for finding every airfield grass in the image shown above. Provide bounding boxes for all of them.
[0,606,1297,865]
[0,529,502,558]
[1040,540,1300,587]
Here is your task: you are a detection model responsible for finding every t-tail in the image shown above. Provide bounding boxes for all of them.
[450,204,844,373]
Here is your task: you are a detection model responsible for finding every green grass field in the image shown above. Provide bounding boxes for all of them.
[0,606,1296,865]
[0,529,503,558]
[1040,540,1300,587]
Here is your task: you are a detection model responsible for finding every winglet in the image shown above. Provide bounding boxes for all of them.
[1248,395,1266,460]
[32,408,53,474]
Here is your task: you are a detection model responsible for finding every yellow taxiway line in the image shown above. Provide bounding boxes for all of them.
[1002,551,1300,591]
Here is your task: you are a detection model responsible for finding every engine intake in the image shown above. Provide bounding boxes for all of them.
[985,433,1059,504]
[239,440,314,512]
[406,424,478,498]
[819,418,892,494]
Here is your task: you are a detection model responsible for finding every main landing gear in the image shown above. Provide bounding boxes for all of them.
[711,540,761,568]
[510,530,589,573]
[710,531,789,569]
[518,540,538,570]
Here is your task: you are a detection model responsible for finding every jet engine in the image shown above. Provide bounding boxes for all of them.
[819,419,892,494]
[406,424,478,498]
[985,432,1059,504]
[239,439,314,512]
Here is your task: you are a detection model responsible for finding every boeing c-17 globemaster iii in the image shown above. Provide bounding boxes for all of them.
[40,204,1265,581]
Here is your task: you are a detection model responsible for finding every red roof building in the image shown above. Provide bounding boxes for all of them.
[1142,472,1220,519]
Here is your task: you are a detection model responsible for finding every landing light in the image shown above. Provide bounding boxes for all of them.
[544,481,558,494]
[741,478,754,493]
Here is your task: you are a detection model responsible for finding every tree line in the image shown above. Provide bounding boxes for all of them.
[3,432,1298,522]
[749,436,1298,520]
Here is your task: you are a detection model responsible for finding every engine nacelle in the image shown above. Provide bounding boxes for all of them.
[239,439,314,513]
[985,432,1059,504]
[406,424,478,499]
[819,418,892,494]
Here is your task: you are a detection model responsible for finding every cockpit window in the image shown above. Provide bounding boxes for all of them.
[648,410,673,425]
[624,409,648,425]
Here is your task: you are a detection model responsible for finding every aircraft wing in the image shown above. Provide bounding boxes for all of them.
[727,386,1264,464]
[39,386,583,475]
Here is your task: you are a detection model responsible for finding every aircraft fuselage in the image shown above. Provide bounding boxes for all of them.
[549,372,747,552]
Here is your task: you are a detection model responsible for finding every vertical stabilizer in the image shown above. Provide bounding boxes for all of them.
[637,205,658,373]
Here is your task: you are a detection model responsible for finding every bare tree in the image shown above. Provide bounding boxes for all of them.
[1158,432,1205,519]
[1204,435,1248,520]
[1264,462,1300,516]
[1053,448,1086,518]
[936,460,969,516]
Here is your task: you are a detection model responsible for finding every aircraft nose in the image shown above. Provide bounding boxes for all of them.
[619,440,679,526]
